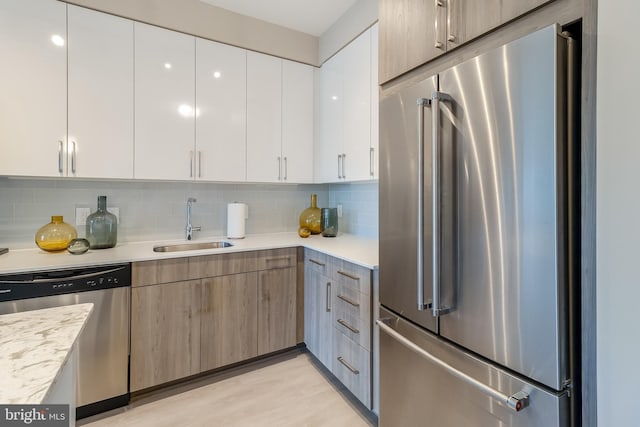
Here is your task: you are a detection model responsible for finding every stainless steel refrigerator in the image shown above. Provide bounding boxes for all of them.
[378,24,578,426]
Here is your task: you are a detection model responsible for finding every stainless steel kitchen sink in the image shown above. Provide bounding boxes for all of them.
[153,241,234,252]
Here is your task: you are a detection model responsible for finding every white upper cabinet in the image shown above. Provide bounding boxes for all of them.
[315,53,344,183]
[314,27,376,183]
[282,60,314,183]
[370,23,379,180]
[196,38,247,182]
[0,0,66,177]
[68,5,134,179]
[342,29,371,182]
[246,52,283,183]
[134,23,195,180]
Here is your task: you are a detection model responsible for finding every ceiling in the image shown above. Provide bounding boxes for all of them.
[198,0,359,36]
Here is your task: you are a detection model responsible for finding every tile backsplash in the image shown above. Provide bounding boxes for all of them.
[0,178,378,249]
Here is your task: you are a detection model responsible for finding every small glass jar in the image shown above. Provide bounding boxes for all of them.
[86,196,118,249]
[321,208,338,237]
[35,216,78,252]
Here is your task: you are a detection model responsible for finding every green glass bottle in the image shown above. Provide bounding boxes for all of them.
[86,196,117,249]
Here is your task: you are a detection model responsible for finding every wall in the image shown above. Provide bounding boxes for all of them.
[0,179,378,249]
[596,0,640,424]
[318,0,378,64]
[62,0,318,65]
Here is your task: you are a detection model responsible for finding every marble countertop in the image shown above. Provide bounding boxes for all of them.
[0,232,378,275]
[0,303,94,404]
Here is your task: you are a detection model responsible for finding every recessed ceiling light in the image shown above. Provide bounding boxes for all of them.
[213,71,221,79]
[51,35,65,47]
[164,63,172,69]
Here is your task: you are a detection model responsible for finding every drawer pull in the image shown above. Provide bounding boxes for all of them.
[337,270,360,281]
[309,258,326,267]
[337,318,359,334]
[337,356,359,375]
[326,282,332,312]
[337,294,360,307]
[265,256,292,263]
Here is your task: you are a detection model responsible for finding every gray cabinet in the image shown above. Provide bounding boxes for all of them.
[303,248,373,408]
[379,0,556,82]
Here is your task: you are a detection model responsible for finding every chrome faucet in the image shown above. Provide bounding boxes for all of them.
[186,197,201,240]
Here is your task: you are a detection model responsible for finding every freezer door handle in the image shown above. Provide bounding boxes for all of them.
[417,97,432,311]
[377,318,530,412]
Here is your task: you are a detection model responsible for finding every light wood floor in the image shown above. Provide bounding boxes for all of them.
[79,350,376,427]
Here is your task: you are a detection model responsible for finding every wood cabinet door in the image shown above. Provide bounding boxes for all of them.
[134,22,195,180]
[257,267,297,355]
[379,0,444,83]
[130,280,201,392]
[195,38,247,182]
[0,0,66,177]
[200,273,258,371]
[446,0,502,49]
[304,265,334,368]
[67,5,134,179]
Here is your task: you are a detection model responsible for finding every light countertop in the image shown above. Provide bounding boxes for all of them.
[0,232,378,275]
[0,303,94,404]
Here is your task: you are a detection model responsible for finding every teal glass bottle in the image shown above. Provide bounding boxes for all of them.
[86,196,117,249]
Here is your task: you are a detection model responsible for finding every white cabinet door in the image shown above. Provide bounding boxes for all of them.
[68,6,134,179]
[0,0,66,177]
[282,61,314,183]
[196,39,246,182]
[135,23,195,180]
[314,54,343,183]
[370,23,379,180]
[246,52,282,183]
[342,29,371,182]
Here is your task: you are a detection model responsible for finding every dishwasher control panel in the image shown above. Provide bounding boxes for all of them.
[0,264,131,302]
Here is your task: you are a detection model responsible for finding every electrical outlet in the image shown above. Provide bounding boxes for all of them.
[75,207,91,226]
[107,207,120,224]
[337,204,343,218]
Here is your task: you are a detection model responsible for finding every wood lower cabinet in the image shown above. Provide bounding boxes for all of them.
[303,248,373,408]
[130,279,201,392]
[258,267,297,355]
[201,273,258,371]
[131,248,298,392]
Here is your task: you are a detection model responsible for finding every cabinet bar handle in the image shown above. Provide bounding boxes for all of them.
[337,294,360,307]
[337,356,359,375]
[434,0,445,49]
[198,151,202,178]
[342,153,346,179]
[337,270,360,281]
[337,154,342,179]
[447,0,456,42]
[370,147,375,177]
[326,282,332,312]
[309,258,326,267]
[58,140,64,173]
[283,156,288,181]
[71,140,77,174]
[278,156,282,181]
[337,318,360,334]
[189,151,194,178]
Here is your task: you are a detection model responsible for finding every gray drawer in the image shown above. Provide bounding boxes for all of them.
[332,329,372,408]
[333,283,371,350]
[304,248,330,276]
[331,258,372,295]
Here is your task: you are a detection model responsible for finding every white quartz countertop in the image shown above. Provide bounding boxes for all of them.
[0,232,378,275]
[0,303,94,404]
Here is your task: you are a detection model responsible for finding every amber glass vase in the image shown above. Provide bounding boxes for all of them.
[299,194,322,234]
[35,216,78,252]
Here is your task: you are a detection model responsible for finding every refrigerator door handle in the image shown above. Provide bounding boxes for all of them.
[377,318,531,412]
[417,97,432,311]
[431,90,453,317]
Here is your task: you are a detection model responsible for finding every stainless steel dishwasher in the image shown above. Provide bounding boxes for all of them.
[0,264,130,419]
